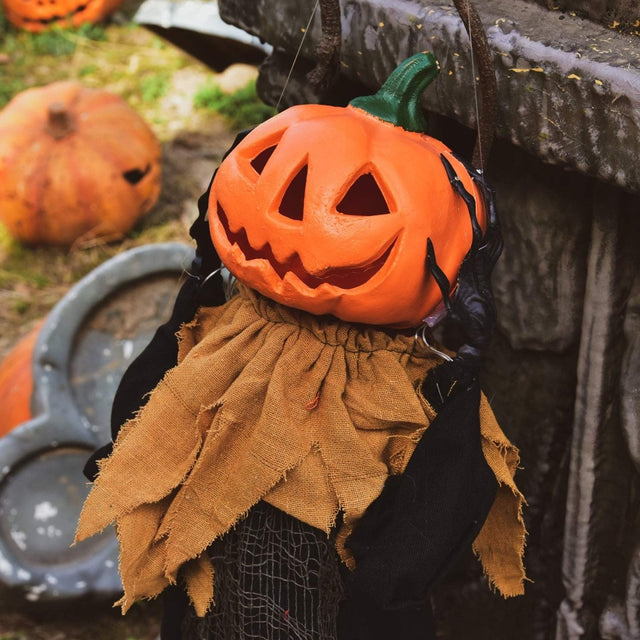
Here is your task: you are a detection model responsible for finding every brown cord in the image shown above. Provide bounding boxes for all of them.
[451,0,498,167]
[307,0,342,96]
[304,0,494,161]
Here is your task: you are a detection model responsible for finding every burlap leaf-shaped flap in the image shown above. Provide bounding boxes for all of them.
[75,382,204,541]
[77,285,526,614]
[473,395,527,597]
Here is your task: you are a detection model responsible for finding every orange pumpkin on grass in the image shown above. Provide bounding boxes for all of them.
[2,0,123,32]
[0,81,161,246]
[209,52,487,328]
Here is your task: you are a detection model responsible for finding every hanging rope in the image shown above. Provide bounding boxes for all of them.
[451,0,498,168]
[307,0,342,95]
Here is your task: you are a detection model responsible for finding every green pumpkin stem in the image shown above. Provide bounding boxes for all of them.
[349,52,439,133]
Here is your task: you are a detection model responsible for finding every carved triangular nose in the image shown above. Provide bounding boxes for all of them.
[279,165,308,221]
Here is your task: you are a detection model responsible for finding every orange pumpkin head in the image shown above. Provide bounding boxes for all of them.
[209,53,486,328]
[2,0,123,32]
[0,81,161,246]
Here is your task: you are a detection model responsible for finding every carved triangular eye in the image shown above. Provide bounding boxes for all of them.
[122,165,150,185]
[279,165,308,221]
[337,173,389,216]
[251,145,277,174]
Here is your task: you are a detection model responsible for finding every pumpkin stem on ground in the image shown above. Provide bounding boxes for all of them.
[349,52,439,133]
[46,102,75,139]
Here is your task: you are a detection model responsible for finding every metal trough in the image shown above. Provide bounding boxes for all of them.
[0,242,193,602]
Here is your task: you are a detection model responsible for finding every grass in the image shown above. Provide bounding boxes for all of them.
[0,17,109,107]
[0,223,127,346]
[194,79,276,129]
[0,9,185,117]
[30,22,107,55]
[140,72,171,102]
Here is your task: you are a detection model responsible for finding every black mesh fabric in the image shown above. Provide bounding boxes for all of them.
[181,501,344,640]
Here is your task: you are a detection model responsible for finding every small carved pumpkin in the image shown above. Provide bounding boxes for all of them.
[2,0,123,32]
[209,53,486,328]
[0,81,161,246]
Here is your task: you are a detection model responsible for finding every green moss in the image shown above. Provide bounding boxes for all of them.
[194,79,276,129]
[75,21,108,41]
[29,23,107,56]
[0,78,26,109]
[0,261,53,288]
[12,298,30,314]
[0,6,11,37]
[79,63,99,77]
[140,72,171,102]
[31,29,77,55]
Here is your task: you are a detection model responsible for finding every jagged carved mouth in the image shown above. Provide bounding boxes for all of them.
[216,203,395,290]
[19,3,93,26]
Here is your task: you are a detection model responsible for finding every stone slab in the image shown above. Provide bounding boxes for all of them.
[220,0,640,194]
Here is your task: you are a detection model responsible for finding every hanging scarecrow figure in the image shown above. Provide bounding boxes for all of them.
[77,49,525,640]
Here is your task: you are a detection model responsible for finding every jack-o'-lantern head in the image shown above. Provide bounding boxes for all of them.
[2,0,122,32]
[209,53,486,328]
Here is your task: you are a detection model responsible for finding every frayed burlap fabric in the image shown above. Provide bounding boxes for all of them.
[76,285,526,615]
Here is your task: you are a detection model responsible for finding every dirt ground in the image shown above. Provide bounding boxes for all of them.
[0,15,258,639]
[0,592,164,639]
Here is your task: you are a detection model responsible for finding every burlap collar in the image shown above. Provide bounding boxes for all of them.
[77,286,525,615]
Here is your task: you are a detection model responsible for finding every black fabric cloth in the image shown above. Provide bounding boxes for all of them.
[344,359,498,611]
[162,586,191,640]
[336,590,435,640]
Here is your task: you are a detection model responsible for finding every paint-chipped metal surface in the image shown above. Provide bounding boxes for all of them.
[69,272,179,430]
[0,243,194,601]
[220,0,640,194]
[133,0,272,54]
